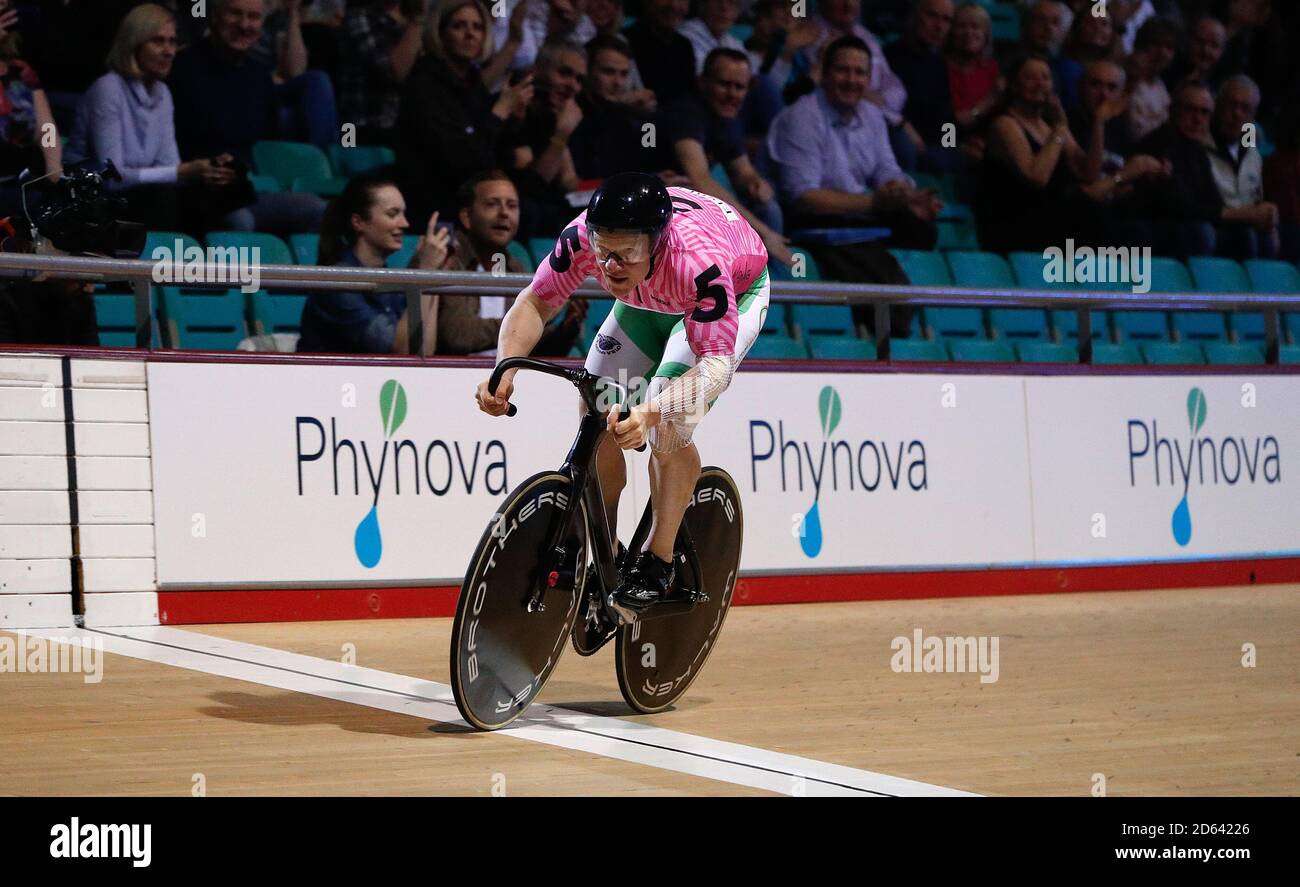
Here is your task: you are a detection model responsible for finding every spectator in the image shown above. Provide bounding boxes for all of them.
[0,2,61,217]
[570,35,657,178]
[1112,0,1158,55]
[678,0,745,75]
[798,0,909,154]
[976,52,1163,254]
[661,48,791,264]
[508,37,587,238]
[1136,81,1235,258]
[625,0,701,104]
[168,0,326,236]
[767,36,942,257]
[338,1,427,148]
[946,2,1001,141]
[396,0,532,229]
[247,0,338,149]
[1055,0,1118,110]
[1125,17,1180,142]
[1067,59,1136,177]
[1262,100,1300,262]
[885,0,960,174]
[68,4,230,231]
[1165,15,1228,93]
[503,0,597,71]
[584,0,657,113]
[1207,74,1278,258]
[744,0,796,89]
[1019,0,1086,113]
[298,173,449,354]
[436,170,584,355]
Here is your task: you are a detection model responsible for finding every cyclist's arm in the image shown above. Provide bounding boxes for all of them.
[496,284,560,366]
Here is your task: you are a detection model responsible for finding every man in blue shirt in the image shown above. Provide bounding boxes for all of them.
[767,35,940,247]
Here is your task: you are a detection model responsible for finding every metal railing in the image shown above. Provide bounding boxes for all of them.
[2,252,1297,362]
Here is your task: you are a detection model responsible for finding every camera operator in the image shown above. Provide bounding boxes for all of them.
[0,163,144,347]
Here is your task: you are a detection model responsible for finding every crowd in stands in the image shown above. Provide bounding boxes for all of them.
[0,0,1297,355]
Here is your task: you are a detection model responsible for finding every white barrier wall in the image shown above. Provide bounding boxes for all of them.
[1,357,73,627]
[146,361,1300,587]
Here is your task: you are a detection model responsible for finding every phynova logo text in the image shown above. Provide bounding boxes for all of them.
[750,386,928,558]
[295,380,508,567]
[1127,387,1281,545]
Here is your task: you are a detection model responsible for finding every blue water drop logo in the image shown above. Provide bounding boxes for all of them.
[355,505,383,568]
[1171,494,1192,547]
[800,501,823,558]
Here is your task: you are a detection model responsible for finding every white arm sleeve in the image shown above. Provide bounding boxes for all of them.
[649,355,738,426]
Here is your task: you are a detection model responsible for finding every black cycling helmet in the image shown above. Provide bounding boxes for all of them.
[586,171,673,255]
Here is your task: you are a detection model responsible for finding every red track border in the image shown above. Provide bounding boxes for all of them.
[156,556,1300,624]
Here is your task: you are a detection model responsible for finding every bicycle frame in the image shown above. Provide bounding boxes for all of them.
[489,358,626,612]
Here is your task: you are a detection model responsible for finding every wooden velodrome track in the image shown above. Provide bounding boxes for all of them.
[2,583,1296,796]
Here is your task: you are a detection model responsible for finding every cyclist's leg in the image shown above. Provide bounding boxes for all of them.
[582,301,678,539]
[641,271,769,560]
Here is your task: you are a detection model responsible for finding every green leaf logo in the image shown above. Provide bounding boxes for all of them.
[1186,387,1207,435]
[818,386,842,439]
[380,380,407,438]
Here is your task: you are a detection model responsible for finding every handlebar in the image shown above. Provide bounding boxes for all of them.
[488,357,645,452]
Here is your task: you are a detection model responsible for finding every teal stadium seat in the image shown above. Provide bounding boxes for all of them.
[747,335,809,359]
[1287,313,1300,344]
[252,140,332,190]
[529,237,557,268]
[1171,311,1227,341]
[760,302,789,335]
[949,339,1014,362]
[1147,256,1194,292]
[250,174,281,193]
[251,291,307,336]
[924,306,985,338]
[1280,345,1300,364]
[206,231,293,265]
[1203,342,1264,365]
[93,292,143,348]
[807,334,876,360]
[1017,341,1078,363]
[945,250,1014,288]
[1113,310,1170,342]
[289,233,319,265]
[1243,259,1300,293]
[159,287,248,350]
[890,249,952,286]
[1090,342,1142,364]
[936,203,979,250]
[292,175,348,196]
[1187,256,1250,292]
[328,144,396,177]
[1141,341,1205,365]
[791,303,856,337]
[890,338,949,361]
[507,240,535,272]
[1050,309,1107,341]
[387,234,420,268]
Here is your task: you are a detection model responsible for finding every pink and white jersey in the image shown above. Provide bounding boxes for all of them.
[529,187,768,357]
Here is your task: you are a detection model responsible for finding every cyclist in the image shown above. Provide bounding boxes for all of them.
[476,172,768,627]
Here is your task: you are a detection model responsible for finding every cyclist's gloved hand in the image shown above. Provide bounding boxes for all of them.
[607,403,658,450]
[476,374,514,416]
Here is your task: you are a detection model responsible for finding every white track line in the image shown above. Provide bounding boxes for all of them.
[13,626,977,797]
